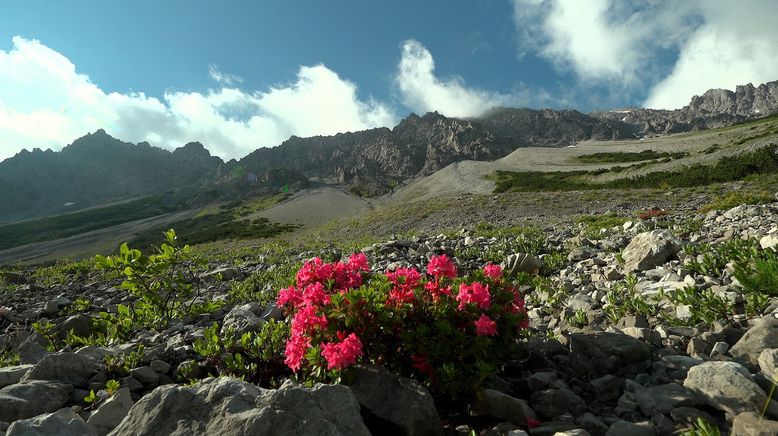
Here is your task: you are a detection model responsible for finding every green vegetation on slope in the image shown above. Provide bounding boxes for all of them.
[490,144,778,193]
[574,150,686,164]
[0,195,178,250]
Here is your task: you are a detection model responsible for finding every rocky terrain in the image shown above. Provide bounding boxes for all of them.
[2,202,778,435]
[593,80,778,135]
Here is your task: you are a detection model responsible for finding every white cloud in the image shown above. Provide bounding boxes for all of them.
[512,0,778,109]
[644,0,778,109]
[0,36,396,162]
[208,64,243,85]
[396,39,527,118]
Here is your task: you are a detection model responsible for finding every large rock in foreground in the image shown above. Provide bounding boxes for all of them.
[109,377,369,436]
[347,365,442,436]
[565,332,653,379]
[684,361,778,417]
[6,407,96,436]
[622,230,681,272]
[730,314,778,365]
[0,380,72,422]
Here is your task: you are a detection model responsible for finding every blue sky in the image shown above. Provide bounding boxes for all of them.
[1,0,777,161]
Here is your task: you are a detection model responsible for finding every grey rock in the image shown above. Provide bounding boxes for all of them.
[530,388,587,419]
[130,366,159,385]
[565,332,653,379]
[590,374,624,403]
[22,352,99,386]
[634,383,701,415]
[758,348,778,380]
[221,302,265,337]
[0,380,72,422]
[760,234,778,251]
[109,377,370,436]
[502,253,543,277]
[150,360,171,375]
[684,361,778,417]
[730,314,778,365]
[6,407,96,436]
[732,411,778,436]
[18,332,50,365]
[553,430,590,436]
[617,315,648,329]
[687,337,712,359]
[0,364,33,388]
[622,230,681,272]
[87,388,134,436]
[347,365,442,436]
[604,420,655,436]
[204,267,241,281]
[471,388,538,427]
[56,314,93,338]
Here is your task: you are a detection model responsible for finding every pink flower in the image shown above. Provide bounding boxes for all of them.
[290,305,328,335]
[424,281,451,303]
[348,252,370,271]
[474,314,497,336]
[302,282,331,306]
[321,332,363,370]
[284,332,310,372]
[426,255,457,279]
[296,258,324,287]
[277,285,303,308]
[387,267,421,287]
[456,282,491,310]
[411,354,432,374]
[483,264,502,281]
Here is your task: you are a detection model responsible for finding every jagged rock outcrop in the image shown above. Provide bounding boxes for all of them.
[592,80,778,135]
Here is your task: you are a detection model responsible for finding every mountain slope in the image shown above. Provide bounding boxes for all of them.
[238,109,633,196]
[0,130,224,222]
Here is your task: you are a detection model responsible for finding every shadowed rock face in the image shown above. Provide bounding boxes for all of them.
[238,109,633,196]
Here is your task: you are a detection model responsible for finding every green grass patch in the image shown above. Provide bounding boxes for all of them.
[700,191,775,212]
[575,150,686,164]
[128,211,297,249]
[0,195,178,251]
[576,212,629,238]
[491,144,778,193]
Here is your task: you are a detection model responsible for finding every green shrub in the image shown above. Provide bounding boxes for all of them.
[95,229,212,331]
[700,191,774,212]
[735,251,778,297]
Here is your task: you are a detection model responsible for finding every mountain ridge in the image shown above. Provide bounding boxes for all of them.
[2,79,777,223]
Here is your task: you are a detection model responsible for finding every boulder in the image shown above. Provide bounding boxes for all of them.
[6,407,96,436]
[0,364,33,388]
[622,230,681,272]
[87,388,134,436]
[0,380,72,422]
[604,420,656,436]
[18,332,50,364]
[22,352,100,386]
[684,361,778,417]
[347,365,442,436]
[529,388,587,419]
[732,411,778,436]
[471,388,538,427]
[220,303,265,337]
[758,348,778,380]
[633,383,701,415]
[55,314,93,339]
[109,377,370,436]
[730,315,778,365]
[501,253,542,277]
[565,332,653,379]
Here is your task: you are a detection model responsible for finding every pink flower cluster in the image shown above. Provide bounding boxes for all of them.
[278,252,529,377]
[279,253,368,372]
[321,332,364,369]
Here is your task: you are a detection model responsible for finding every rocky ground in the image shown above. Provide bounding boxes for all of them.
[1,203,778,435]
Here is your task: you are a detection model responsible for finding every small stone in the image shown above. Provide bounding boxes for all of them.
[686,338,712,359]
[530,388,587,419]
[710,341,729,358]
[730,314,778,364]
[87,388,134,436]
[471,388,538,426]
[150,360,171,375]
[130,366,159,384]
